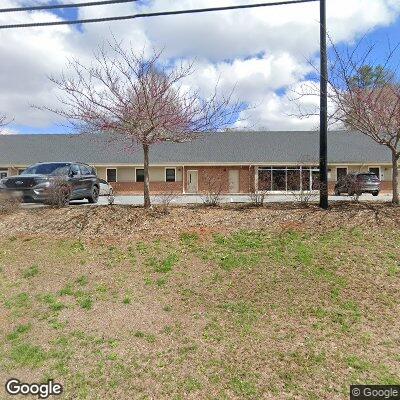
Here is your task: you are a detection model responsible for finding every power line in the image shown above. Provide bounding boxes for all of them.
[0,0,139,13]
[0,0,319,30]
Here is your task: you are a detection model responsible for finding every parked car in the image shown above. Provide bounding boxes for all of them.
[99,179,113,196]
[0,162,100,205]
[334,172,380,196]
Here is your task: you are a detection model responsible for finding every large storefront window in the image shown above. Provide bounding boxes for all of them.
[258,166,319,192]
[272,167,286,191]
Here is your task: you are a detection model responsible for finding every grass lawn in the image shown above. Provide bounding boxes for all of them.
[0,205,399,399]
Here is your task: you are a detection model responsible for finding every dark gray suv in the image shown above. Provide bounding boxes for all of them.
[0,162,100,205]
[334,172,380,196]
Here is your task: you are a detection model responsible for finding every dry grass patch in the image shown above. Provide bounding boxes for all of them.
[0,205,399,398]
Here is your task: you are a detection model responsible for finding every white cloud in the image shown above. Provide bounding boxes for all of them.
[0,0,399,131]
[0,126,19,135]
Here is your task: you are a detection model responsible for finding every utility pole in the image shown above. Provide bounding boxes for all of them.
[319,0,328,209]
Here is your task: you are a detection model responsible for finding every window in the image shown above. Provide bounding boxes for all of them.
[80,164,92,175]
[165,168,176,182]
[258,166,320,192]
[0,170,7,179]
[70,164,80,176]
[369,167,380,178]
[287,168,301,191]
[107,168,117,183]
[135,169,144,182]
[336,167,348,181]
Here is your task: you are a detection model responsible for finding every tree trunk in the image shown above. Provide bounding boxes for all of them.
[143,144,151,208]
[391,150,399,205]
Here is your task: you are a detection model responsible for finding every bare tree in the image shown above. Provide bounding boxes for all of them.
[286,171,318,206]
[292,39,400,204]
[0,114,10,133]
[248,170,271,207]
[201,170,225,206]
[154,189,177,214]
[38,39,242,208]
[45,177,72,207]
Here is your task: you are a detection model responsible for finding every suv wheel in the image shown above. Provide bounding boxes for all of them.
[88,186,99,204]
[372,191,379,197]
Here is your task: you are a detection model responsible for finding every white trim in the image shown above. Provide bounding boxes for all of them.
[187,169,198,193]
[135,167,144,183]
[106,168,118,183]
[164,167,177,182]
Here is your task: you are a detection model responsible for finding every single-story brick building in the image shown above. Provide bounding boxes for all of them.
[0,131,397,194]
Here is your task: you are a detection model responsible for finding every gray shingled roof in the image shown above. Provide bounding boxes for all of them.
[0,131,392,165]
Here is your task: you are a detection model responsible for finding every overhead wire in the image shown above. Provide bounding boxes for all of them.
[0,0,319,30]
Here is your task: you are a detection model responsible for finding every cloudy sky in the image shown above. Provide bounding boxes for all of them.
[0,0,400,134]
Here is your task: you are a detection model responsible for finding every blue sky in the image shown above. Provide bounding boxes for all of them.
[2,0,400,134]
[332,20,400,71]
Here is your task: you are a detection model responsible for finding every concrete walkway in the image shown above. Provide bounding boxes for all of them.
[19,193,393,208]
[95,193,393,206]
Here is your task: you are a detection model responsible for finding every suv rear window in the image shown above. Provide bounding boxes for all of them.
[357,174,379,181]
[79,165,92,175]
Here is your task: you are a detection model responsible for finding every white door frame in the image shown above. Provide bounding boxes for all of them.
[187,170,198,193]
[228,169,240,193]
[106,168,118,182]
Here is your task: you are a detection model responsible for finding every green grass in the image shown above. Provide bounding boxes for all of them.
[220,301,258,333]
[40,293,66,312]
[78,295,93,310]
[22,264,39,278]
[146,253,179,273]
[133,331,156,343]
[6,324,31,341]
[0,221,399,399]
[10,343,47,367]
[76,275,89,286]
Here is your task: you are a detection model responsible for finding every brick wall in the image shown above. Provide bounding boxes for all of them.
[183,166,253,194]
[380,181,393,193]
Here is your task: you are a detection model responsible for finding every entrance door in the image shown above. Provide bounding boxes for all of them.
[187,170,198,193]
[337,167,348,181]
[228,170,239,193]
